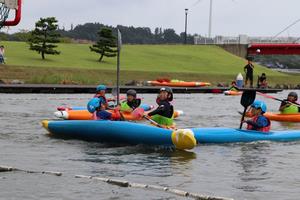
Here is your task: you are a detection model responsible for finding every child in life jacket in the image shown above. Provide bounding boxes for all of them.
[279,92,300,114]
[120,89,141,113]
[147,87,175,128]
[243,100,271,132]
[87,84,120,120]
[229,81,239,91]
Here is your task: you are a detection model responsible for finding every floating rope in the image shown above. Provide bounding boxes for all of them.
[0,165,233,200]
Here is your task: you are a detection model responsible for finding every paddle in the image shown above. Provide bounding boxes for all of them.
[133,108,164,128]
[239,90,256,129]
[257,92,300,108]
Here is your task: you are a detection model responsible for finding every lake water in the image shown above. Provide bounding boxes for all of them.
[0,91,300,200]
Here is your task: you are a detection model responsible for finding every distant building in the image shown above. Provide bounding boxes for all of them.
[194,34,300,45]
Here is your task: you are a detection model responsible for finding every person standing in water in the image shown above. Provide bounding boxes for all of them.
[244,59,254,88]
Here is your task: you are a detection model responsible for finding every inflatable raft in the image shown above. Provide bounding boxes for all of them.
[224,90,243,96]
[147,80,211,87]
[54,109,184,121]
[42,120,196,150]
[42,120,300,146]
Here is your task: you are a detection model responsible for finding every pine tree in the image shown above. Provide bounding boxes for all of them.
[90,27,117,62]
[28,17,60,60]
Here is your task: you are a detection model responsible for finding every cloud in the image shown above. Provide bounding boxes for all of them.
[5,0,300,37]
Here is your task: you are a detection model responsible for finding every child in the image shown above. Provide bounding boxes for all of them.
[147,87,175,128]
[228,81,239,91]
[257,73,267,88]
[243,100,271,132]
[279,92,299,114]
[87,84,120,120]
[120,89,141,113]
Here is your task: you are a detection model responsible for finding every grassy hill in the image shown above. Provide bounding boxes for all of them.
[0,41,298,85]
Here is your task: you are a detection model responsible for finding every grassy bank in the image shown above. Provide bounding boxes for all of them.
[0,41,299,86]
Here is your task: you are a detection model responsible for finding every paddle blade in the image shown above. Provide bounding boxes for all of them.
[240,90,256,108]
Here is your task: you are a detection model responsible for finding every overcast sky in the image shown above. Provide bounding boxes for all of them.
[6,0,300,37]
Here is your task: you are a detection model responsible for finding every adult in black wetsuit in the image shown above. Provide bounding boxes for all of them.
[244,60,254,87]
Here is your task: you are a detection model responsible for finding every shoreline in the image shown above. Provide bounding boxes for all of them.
[0,84,283,94]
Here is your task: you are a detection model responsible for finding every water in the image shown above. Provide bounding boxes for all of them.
[1,91,300,200]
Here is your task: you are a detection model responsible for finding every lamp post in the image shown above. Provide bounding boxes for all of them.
[208,0,213,38]
[184,8,188,44]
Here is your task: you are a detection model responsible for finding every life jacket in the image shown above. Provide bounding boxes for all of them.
[247,115,271,132]
[120,99,141,113]
[229,86,238,91]
[151,114,174,127]
[94,94,107,103]
[282,104,299,114]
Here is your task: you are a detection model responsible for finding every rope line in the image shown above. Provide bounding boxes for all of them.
[0,165,233,200]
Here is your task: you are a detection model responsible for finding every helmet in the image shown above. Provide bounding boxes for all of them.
[96,84,107,92]
[251,100,267,113]
[160,87,173,101]
[288,92,298,101]
[126,89,137,97]
[87,98,100,113]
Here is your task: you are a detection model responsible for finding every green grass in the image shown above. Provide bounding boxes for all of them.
[0,41,299,86]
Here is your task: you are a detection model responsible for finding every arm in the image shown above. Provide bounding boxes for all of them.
[279,101,289,111]
[148,105,165,116]
[245,117,268,129]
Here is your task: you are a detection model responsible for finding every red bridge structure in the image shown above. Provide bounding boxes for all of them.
[248,43,300,55]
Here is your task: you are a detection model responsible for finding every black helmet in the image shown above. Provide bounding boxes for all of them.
[126,89,137,97]
[160,87,173,101]
[288,92,298,100]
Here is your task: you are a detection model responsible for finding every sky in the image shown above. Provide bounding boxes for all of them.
[5,0,300,37]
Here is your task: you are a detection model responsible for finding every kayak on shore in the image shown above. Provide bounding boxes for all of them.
[147,80,211,87]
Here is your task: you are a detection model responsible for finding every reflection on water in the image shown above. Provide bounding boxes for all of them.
[234,142,271,192]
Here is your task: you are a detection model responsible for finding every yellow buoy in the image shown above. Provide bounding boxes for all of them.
[171,129,197,150]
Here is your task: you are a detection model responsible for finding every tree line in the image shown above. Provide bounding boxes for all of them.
[0,22,195,44]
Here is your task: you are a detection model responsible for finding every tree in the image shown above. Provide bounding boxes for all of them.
[90,27,117,62]
[28,17,60,59]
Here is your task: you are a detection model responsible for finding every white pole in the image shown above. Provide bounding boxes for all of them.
[208,0,213,38]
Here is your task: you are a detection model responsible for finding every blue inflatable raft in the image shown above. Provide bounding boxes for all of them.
[42,120,300,149]
[42,120,197,150]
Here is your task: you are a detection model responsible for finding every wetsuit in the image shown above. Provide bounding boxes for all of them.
[148,100,174,126]
[244,63,254,87]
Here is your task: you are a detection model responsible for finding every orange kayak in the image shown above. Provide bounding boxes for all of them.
[147,80,211,87]
[224,90,242,96]
[245,112,300,122]
[54,110,183,121]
